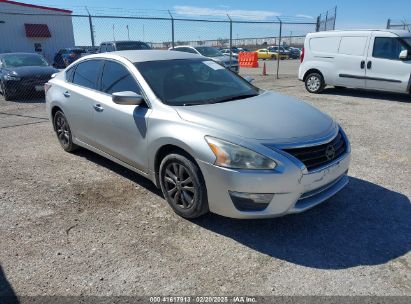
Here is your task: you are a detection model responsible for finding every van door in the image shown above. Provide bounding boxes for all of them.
[365,33,411,93]
[334,35,369,88]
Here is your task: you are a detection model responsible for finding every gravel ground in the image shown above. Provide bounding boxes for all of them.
[0,60,410,297]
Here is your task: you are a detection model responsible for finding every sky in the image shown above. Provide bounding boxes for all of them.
[6,0,411,45]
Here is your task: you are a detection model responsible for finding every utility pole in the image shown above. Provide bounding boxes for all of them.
[126,25,130,40]
[227,14,232,68]
[276,17,282,79]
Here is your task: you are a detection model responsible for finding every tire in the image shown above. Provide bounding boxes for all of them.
[305,72,325,94]
[159,153,209,219]
[53,110,78,152]
[1,81,14,101]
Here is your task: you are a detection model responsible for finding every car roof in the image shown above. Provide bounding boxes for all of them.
[83,50,204,62]
[308,29,411,38]
[101,40,148,44]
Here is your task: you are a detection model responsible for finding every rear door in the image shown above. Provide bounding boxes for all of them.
[334,35,369,88]
[365,34,411,93]
[91,60,151,172]
[64,59,103,145]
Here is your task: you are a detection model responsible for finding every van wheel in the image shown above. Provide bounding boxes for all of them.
[305,73,325,94]
[159,153,209,219]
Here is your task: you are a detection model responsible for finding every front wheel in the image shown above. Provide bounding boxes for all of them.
[1,81,14,101]
[305,72,325,94]
[159,153,209,219]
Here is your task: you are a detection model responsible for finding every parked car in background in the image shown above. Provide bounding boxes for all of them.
[53,48,86,68]
[287,47,301,59]
[170,46,239,73]
[0,52,58,100]
[256,49,278,60]
[299,30,411,94]
[45,50,350,219]
[98,41,151,53]
[267,46,290,59]
[220,48,239,58]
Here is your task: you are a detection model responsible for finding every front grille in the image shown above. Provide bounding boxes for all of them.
[283,131,347,171]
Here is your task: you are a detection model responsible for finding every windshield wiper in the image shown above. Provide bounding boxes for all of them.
[206,93,259,104]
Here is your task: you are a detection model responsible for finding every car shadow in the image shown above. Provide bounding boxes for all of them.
[322,87,411,103]
[193,177,411,270]
[0,265,19,304]
[74,149,163,197]
[7,95,45,104]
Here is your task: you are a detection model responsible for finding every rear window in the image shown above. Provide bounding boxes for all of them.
[310,37,340,53]
[115,42,151,51]
[338,37,368,56]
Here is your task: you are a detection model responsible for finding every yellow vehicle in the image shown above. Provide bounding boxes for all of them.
[256,49,277,60]
[256,49,289,60]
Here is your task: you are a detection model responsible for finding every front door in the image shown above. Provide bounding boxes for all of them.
[91,60,151,173]
[365,34,411,93]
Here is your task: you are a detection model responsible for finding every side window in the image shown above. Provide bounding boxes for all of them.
[186,48,197,54]
[106,44,115,52]
[373,37,406,60]
[65,66,76,82]
[339,36,368,56]
[100,44,107,53]
[72,60,102,90]
[101,61,141,95]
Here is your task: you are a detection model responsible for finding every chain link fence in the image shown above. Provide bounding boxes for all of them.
[387,19,411,31]
[0,5,338,100]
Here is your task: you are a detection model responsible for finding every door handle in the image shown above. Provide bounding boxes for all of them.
[93,104,104,112]
[63,91,70,98]
[367,61,372,69]
[360,61,365,69]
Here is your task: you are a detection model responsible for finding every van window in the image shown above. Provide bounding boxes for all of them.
[339,37,368,56]
[310,37,340,53]
[373,37,407,60]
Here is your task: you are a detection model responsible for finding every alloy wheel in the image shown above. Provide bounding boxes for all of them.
[163,162,196,209]
[55,113,70,148]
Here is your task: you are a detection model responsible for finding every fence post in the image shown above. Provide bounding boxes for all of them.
[227,14,232,68]
[386,19,391,29]
[316,15,321,32]
[325,11,328,31]
[333,6,337,30]
[276,17,282,79]
[168,10,175,48]
[85,7,95,47]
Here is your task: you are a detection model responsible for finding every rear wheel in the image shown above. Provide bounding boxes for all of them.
[53,110,78,152]
[305,72,325,94]
[159,153,209,219]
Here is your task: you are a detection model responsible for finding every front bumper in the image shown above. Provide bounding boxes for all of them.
[4,79,47,95]
[197,151,350,219]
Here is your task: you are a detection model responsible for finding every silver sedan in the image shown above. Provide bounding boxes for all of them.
[45,50,351,219]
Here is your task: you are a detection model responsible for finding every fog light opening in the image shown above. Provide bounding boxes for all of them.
[229,191,274,212]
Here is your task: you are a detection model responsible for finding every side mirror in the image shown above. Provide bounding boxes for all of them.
[112,91,144,105]
[243,76,255,83]
[399,49,408,60]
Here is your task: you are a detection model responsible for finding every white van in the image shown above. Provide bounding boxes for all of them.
[299,30,411,94]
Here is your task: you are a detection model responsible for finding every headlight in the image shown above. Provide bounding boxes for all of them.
[4,74,20,81]
[205,136,276,170]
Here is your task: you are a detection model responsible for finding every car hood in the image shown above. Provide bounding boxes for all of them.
[6,66,58,77]
[175,91,335,142]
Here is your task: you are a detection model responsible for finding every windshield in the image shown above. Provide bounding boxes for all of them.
[195,47,223,57]
[135,59,259,106]
[116,42,151,51]
[403,37,411,47]
[2,54,49,68]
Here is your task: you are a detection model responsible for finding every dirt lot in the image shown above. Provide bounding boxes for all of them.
[0,60,410,297]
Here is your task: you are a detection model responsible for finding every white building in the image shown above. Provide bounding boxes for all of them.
[0,0,75,62]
